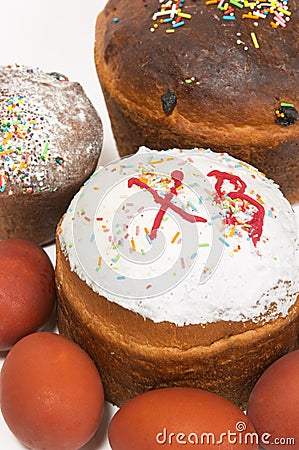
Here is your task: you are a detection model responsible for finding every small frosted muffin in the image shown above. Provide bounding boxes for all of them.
[56,147,299,409]
[95,0,299,203]
[0,65,103,245]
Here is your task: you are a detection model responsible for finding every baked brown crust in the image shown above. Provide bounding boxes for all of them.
[0,182,90,245]
[94,0,299,202]
[55,239,299,409]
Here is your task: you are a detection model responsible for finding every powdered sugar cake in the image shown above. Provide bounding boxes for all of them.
[0,65,103,244]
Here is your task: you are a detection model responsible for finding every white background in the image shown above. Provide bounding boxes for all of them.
[0,1,298,449]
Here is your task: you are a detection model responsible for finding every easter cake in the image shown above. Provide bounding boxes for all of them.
[0,64,103,245]
[95,0,299,203]
[56,147,299,409]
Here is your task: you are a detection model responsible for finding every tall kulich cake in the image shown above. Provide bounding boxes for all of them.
[95,0,299,203]
[56,147,299,409]
[0,64,103,245]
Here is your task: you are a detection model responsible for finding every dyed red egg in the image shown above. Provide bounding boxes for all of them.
[0,332,104,450]
[109,387,258,449]
[0,238,56,350]
[248,350,299,449]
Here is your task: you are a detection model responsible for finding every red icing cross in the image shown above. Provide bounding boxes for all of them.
[128,170,207,240]
[207,170,265,246]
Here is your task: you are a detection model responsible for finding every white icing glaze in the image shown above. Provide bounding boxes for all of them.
[59,147,299,326]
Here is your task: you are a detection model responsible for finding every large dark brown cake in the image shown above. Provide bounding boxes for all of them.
[95,0,299,202]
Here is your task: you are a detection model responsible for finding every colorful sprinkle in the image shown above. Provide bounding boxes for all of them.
[171,231,180,243]
[250,31,259,48]
[131,238,136,251]
[112,254,120,263]
[206,0,292,50]
[145,233,152,245]
[151,0,192,33]
[219,236,230,247]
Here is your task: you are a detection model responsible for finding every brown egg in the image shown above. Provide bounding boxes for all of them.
[108,387,258,449]
[0,332,104,450]
[0,238,56,350]
[247,350,299,450]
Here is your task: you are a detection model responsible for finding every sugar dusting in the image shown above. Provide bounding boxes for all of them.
[0,65,102,195]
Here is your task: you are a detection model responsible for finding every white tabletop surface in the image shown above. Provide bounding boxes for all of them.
[0,1,298,449]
